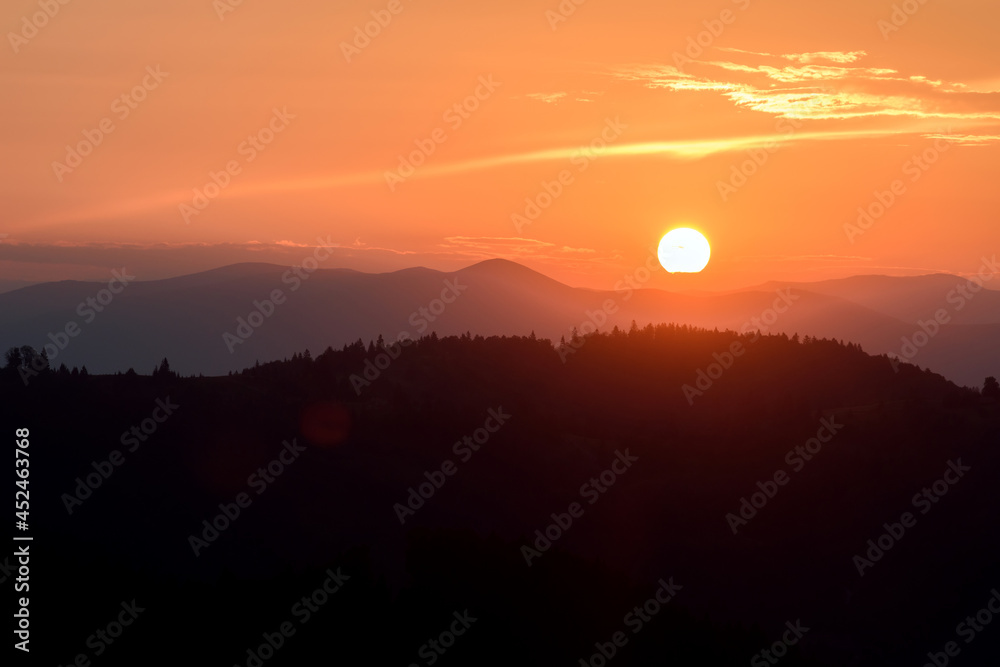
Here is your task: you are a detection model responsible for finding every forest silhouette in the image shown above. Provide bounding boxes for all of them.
[3,324,999,666]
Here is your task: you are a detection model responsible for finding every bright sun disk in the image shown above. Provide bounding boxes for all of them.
[658,228,711,274]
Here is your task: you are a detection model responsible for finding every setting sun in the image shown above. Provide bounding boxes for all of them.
[658,228,711,274]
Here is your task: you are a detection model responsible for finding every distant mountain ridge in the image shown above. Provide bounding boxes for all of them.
[0,259,997,386]
[740,272,1000,326]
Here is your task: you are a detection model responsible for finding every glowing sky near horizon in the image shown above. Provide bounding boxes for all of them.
[2,0,999,291]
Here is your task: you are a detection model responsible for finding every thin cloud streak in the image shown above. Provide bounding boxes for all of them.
[31,126,946,227]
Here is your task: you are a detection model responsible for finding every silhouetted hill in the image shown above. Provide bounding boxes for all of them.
[1,260,997,385]
[4,327,998,666]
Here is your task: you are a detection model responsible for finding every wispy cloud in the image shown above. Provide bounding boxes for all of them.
[717,48,868,64]
[270,239,338,249]
[347,238,419,255]
[442,236,594,256]
[923,133,1000,145]
[615,50,1000,132]
[525,92,568,104]
[25,49,1000,230]
[523,90,606,104]
[27,124,936,228]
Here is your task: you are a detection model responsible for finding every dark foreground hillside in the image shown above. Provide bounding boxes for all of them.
[2,325,999,666]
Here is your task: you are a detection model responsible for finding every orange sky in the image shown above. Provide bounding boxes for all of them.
[2,0,999,291]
